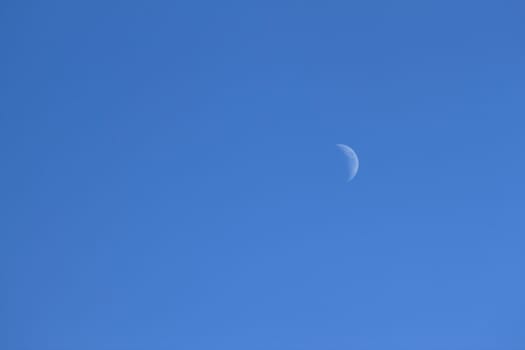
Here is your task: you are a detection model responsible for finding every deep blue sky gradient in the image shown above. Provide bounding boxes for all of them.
[2,1,525,349]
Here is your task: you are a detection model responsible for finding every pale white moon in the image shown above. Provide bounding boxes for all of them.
[336,144,359,181]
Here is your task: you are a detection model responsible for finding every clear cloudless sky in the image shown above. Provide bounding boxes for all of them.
[1,1,524,349]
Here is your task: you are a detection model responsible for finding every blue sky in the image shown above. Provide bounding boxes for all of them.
[2,1,524,349]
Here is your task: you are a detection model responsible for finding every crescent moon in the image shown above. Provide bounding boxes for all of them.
[336,144,359,181]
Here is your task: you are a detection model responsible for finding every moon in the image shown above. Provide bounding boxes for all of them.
[336,144,359,181]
